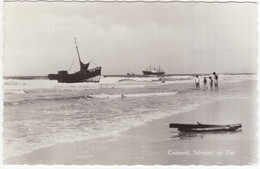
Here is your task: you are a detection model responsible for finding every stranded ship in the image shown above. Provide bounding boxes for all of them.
[48,38,101,83]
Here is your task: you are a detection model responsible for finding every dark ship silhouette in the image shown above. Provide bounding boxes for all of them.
[48,38,101,83]
[143,65,165,75]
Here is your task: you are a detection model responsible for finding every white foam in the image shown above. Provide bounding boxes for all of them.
[4,90,26,95]
[91,91,178,99]
[4,75,255,93]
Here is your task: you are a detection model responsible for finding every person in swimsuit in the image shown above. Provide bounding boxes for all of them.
[203,77,208,90]
[121,93,126,99]
[209,76,213,90]
[213,72,219,90]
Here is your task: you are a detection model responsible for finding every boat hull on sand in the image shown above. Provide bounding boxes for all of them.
[169,123,242,132]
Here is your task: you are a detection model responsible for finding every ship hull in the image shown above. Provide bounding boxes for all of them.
[48,67,101,83]
[169,123,242,132]
[143,71,165,75]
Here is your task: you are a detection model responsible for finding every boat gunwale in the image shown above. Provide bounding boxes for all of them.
[169,123,242,132]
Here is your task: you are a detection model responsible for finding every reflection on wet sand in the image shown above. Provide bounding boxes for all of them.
[170,129,242,140]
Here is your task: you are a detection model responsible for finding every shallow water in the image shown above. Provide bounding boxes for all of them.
[3,74,256,159]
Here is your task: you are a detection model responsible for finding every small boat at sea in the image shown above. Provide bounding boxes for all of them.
[143,65,165,76]
[48,38,101,83]
[169,122,242,132]
[127,72,135,76]
[126,69,135,76]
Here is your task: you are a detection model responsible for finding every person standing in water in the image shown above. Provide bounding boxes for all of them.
[203,77,208,91]
[213,72,219,90]
[195,75,200,89]
[209,76,213,90]
[121,93,126,99]
[161,76,165,83]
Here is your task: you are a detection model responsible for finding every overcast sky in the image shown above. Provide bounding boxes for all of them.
[3,2,257,76]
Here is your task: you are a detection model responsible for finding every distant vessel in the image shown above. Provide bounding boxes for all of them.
[127,69,135,76]
[127,72,135,76]
[143,65,165,75]
[48,38,101,83]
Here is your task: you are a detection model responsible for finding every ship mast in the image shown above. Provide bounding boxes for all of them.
[74,37,82,64]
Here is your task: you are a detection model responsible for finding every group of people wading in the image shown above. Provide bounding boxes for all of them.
[195,72,218,90]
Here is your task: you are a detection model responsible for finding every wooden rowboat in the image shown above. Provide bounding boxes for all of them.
[169,122,242,132]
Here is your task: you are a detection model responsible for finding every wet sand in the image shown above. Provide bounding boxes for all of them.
[5,97,257,165]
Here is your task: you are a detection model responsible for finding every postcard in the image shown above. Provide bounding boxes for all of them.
[1,0,258,167]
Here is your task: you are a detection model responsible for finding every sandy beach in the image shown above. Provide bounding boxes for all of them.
[5,96,257,165]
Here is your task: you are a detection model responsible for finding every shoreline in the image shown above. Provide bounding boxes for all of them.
[5,97,257,165]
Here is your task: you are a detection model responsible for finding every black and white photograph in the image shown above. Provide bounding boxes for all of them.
[1,0,259,166]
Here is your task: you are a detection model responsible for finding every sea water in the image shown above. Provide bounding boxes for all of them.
[3,74,256,159]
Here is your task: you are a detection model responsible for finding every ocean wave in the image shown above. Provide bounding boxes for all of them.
[3,79,255,160]
[114,76,193,83]
[118,79,137,82]
[4,94,95,106]
[4,76,47,80]
[164,77,193,81]
[3,100,199,160]
[4,75,255,93]
[4,90,26,95]
[4,81,26,86]
[91,91,178,99]
[4,91,178,106]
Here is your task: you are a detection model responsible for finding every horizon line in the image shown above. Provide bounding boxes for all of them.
[2,72,257,77]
